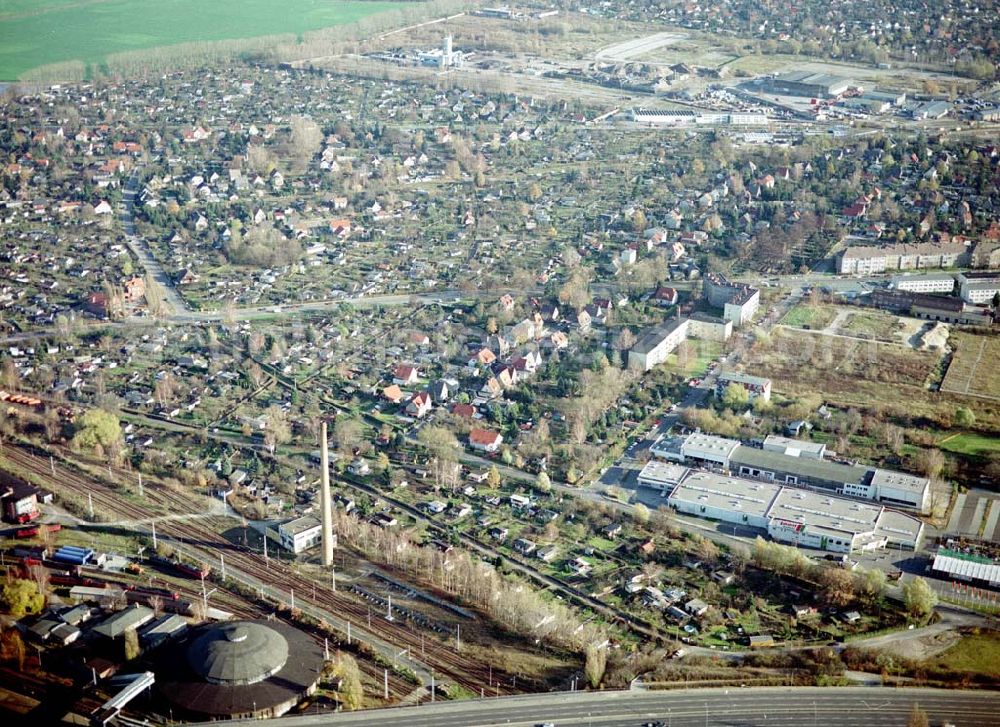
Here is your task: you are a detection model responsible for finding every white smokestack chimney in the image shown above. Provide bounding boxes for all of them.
[320,421,334,567]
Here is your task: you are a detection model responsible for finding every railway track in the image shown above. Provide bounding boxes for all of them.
[2,444,520,697]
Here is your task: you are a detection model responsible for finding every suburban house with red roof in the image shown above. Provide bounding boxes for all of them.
[469,428,503,453]
[382,384,404,404]
[393,365,419,386]
[406,391,432,418]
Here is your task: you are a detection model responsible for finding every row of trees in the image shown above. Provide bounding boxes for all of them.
[751,538,887,608]
[752,537,939,618]
[329,508,606,652]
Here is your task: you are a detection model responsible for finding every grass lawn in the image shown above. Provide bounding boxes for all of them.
[939,432,1000,457]
[837,310,901,341]
[586,536,617,552]
[934,630,1000,678]
[669,338,723,375]
[780,304,837,330]
[0,0,408,80]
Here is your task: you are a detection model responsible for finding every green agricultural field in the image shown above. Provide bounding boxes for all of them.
[0,0,409,80]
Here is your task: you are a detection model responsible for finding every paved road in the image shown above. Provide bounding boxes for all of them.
[121,168,189,315]
[273,686,1000,726]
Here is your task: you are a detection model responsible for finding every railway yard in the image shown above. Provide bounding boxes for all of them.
[0,439,558,722]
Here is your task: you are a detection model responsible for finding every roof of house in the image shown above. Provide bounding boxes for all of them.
[469,428,502,445]
[717,371,770,387]
[632,318,688,354]
[394,365,417,379]
[841,241,968,259]
[450,403,476,418]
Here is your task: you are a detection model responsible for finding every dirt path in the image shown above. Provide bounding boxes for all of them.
[821,308,851,335]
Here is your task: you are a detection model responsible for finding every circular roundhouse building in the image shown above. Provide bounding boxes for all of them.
[157,619,324,720]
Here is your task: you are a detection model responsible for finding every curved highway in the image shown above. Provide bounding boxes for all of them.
[273,687,999,726]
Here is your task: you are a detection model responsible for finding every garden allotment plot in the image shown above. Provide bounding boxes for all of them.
[0,0,407,80]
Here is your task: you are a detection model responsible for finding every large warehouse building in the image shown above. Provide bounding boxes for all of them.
[156,620,325,720]
[665,469,924,552]
[650,432,930,512]
[764,71,858,98]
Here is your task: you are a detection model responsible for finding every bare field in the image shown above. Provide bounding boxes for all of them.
[941,331,1000,401]
[317,54,651,107]
[836,310,904,342]
[633,44,738,69]
[594,32,686,62]
[748,328,940,401]
[364,12,639,60]
[725,53,972,93]
[749,329,1000,429]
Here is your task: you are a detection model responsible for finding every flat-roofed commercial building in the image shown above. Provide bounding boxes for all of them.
[636,460,689,493]
[651,432,743,468]
[732,445,872,493]
[650,434,688,462]
[668,470,923,552]
[729,446,929,512]
[631,108,769,126]
[763,435,826,460]
[765,71,857,98]
[668,470,779,531]
[670,432,742,468]
[869,469,931,513]
[653,433,929,511]
[766,488,888,552]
